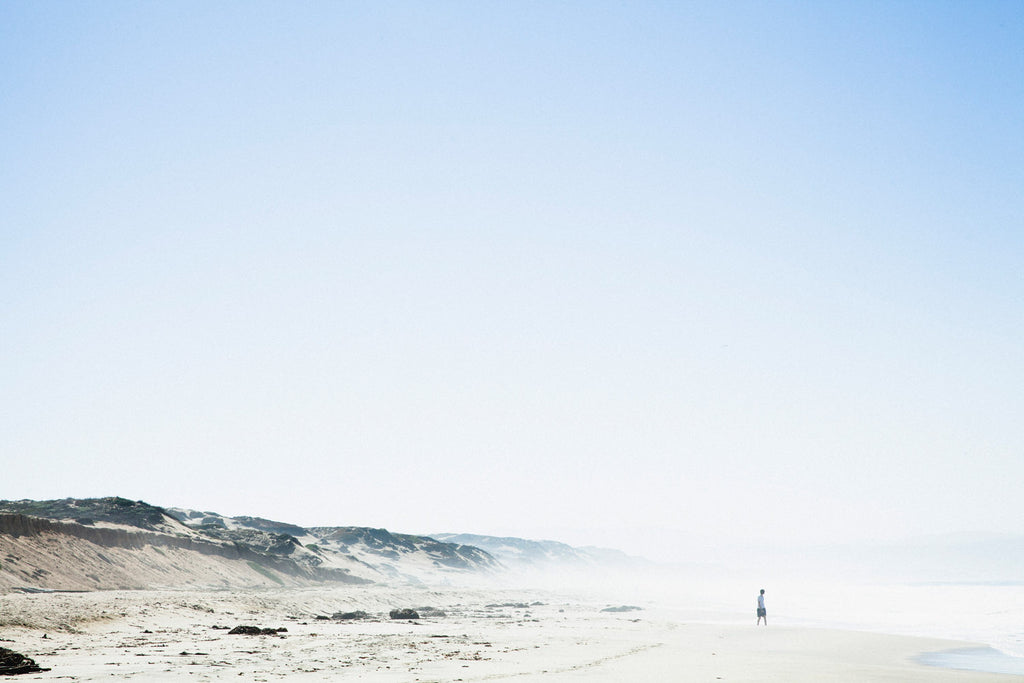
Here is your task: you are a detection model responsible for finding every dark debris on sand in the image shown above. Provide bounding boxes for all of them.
[0,647,50,675]
[228,626,288,636]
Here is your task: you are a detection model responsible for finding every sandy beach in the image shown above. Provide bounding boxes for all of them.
[1,584,1017,681]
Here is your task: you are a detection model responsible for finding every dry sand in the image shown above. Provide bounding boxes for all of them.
[0,585,1017,681]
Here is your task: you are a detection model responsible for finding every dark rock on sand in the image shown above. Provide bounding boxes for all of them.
[389,608,420,620]
[601,605,643,613]
[333,610,369,620]
[228,626,287,635]
[487,602,531,608]
[0,647,50,675]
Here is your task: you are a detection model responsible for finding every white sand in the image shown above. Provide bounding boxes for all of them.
[1,585,1018,681]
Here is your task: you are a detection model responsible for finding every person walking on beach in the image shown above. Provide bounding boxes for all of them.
[757,589,767,625]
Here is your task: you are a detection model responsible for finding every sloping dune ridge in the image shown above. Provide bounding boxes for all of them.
[0,498,498,592]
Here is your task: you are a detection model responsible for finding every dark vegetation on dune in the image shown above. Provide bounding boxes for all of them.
[0,498,168,531]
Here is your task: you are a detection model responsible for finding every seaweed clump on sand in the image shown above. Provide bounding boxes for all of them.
[0,647,50,675]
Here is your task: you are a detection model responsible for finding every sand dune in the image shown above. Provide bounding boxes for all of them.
[0,499,496,592]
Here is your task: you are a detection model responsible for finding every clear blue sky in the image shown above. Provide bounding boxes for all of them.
[2,1,1021,561]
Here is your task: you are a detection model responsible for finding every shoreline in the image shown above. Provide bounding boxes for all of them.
[918,646,1024,678]
[1,585,1020,681]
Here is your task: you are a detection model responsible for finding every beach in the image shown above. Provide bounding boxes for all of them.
[2,584,1018,681]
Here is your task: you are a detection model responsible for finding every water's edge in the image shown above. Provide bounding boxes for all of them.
[917,646,1024,677]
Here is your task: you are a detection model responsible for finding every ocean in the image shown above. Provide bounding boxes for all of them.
[627,573,1024,677]
[747,579,1024,675]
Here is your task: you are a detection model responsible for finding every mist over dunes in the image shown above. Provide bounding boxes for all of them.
[0,497,637,594]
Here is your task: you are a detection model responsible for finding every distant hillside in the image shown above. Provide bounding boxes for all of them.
[166,508,501,583]
[0,498,499,593]
[432,533,647,571]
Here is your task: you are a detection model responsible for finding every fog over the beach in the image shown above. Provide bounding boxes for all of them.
[2,2,1022,568]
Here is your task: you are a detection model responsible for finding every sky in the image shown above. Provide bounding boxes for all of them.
[2,1,1022,563]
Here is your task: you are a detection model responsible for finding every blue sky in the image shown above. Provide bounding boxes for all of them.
[2,1,1022,561]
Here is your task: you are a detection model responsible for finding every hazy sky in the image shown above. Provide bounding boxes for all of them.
[2,1,1021,562]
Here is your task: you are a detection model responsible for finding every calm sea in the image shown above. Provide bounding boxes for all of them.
[633,574,1024,676]
[754,579,1024,675]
